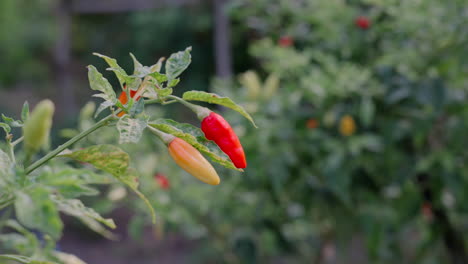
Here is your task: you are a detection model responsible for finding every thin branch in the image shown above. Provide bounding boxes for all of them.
[25,114,115,175]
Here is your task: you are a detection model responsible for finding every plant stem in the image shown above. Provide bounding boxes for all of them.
[6,136,23,165]
[11,136,23,147]
[25,114,115,175]
[6,141,16,165]
[144,98,176,105]
[167,95,211,119]
[161,99,177,105]
[0,197,14,210]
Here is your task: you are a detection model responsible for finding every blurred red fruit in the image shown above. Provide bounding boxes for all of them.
[355,16,371,29]
[421,202,433,222]
[278,36,294,47]
[155,173,170,189]
[306,119,319,129]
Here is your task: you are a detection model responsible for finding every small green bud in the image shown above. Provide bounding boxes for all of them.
[23,99,55,154]
[239,71,261,99]
[263,73,279,99]
[79,101,96,120]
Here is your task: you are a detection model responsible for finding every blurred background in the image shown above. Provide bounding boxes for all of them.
[2,0,468,263]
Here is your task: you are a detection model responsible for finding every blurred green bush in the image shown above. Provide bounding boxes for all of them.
[122,0,468,263]
[3,0,468,263]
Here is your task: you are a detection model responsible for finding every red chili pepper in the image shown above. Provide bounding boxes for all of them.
[201,112,247,169]
[355,16,371,29]
[117,88,140,117]
[155,173,170,189]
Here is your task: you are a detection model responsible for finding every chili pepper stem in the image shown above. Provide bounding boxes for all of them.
[167,95,211,120]
[147,125,175,144]
[25,114,115,175]
[161,100,177,105]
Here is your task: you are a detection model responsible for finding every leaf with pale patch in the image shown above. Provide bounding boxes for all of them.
[117,115,148,144]
[60,145,155,222]
[14,187,63,239]
[94,100,114,118]
[60,145,129,175]
[52,195,117,240]
[87,65,116,103]
[0,149,12,178]
[128,99,145,116]
[149,57,165,73]
[93,53,127,88]
[130,53,151,77]
[165,47,191,81]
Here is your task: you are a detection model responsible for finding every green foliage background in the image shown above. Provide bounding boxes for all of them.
[126,0,468,263]
[1,0,468,264]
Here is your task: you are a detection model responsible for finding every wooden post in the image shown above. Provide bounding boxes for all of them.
[213,0,233,79]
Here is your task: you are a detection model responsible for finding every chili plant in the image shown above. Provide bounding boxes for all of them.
[0,47,255,264]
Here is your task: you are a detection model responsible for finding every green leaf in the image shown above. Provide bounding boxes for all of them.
[87,65,117,102]
[0,122,11,134]
[165,47,192,80]
[14,187,63,239]
[167,78,180,88]
[123,75,142,91]
[156,88,173,98]
[2,114,23,127]
[21,101,29,122]
[4,220,40,251]
[182,91,257,127]
[0,255,31,264]
[60,145,156,222]
[117,115,148,144]
[149,57,165,73]
[38,167,109,198]
[149,71,168,84]
[94,100,114,118]
[149,119,242,171]
[128,98,145,116]
[0,255,56,264]
[0,193,15,209]
[130,53,151,77]
[31,260,56,264]
[60,145,129,176]
[0,149,13,186]
[0,148,12,170]
[0,234,31,255]
[53,252,87,264]
[93,53,127,88]
[52,195,117,240]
